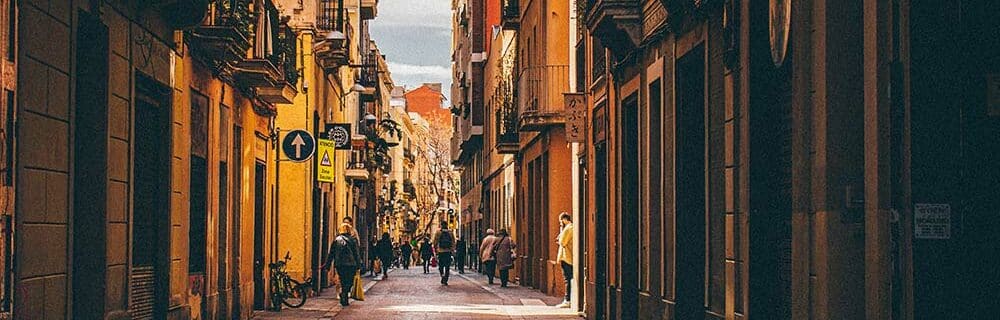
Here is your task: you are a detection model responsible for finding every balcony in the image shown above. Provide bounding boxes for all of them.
[501,0,519,30]
[232,1,298,104]
[315,0,352,72]
[518,65,569,131]
[496,106,519,154]
[188,0,254,72]
[458,4,468,27]
[345,162,370,181]
[360,0,378,20]
[584,0,642,55]
[403,179,416,198]
[494,57,519,153]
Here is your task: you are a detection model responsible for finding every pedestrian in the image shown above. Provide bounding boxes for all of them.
[393,242,402,268]
[377,232,394,279]
[419,237,434,274]
[556,212,574,308]
[400,239,413,269]
[368,238,379,277]
[468,240,479,272]
[432,222,456,285]
[455,237,467,274]
[323,223,362,307]
[479,229,499,284]
[493,229,517,287]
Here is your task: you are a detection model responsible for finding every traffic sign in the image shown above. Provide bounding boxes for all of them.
[281,130,315,162]
[317,139,335,183]
[325,123,352,150]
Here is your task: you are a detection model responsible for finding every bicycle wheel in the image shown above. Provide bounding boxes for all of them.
[281,279,307,308]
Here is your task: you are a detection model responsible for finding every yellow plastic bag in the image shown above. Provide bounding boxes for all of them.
[351,270,365,301]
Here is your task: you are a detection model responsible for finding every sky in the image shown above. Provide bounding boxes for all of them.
[369,0,453,101]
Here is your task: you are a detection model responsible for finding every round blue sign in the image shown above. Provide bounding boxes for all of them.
[282,130,316,162]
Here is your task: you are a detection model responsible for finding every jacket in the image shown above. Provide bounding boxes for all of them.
[493,236,516,269]
[326,233,361,268]
[479,235,499,262]
[419,242,433,257]
[557,223,574,264]
[377,237,394,258]
[432,229,455,253]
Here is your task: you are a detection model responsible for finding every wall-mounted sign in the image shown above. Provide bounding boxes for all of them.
[317,139,335,183]
[281,130,315,162]
[915,203,951,239]
[325,123,353,150]
[564,93,587,143]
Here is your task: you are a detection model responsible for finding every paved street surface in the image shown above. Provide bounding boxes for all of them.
[253,266,580,319]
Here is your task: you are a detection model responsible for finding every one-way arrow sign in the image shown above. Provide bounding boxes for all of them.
[281,130,315,162]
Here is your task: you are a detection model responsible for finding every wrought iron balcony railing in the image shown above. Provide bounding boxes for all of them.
[517,65,569,131]
[232,0,298,104]
[188,0,254,70]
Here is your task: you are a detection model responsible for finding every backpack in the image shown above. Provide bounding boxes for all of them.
[335,235,356,265]
[438,230,454,249]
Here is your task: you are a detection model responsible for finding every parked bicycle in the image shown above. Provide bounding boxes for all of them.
[269,252,313,309]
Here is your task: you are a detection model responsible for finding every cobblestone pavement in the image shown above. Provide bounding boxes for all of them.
[252,266,581,319]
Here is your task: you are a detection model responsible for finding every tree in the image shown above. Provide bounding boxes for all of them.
[413,119,459,235]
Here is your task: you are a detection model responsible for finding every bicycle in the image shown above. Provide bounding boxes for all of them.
[268,252,314,309]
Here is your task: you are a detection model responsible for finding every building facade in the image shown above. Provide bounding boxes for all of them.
[577,0,1000,319]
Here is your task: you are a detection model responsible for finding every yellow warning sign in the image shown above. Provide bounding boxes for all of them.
[317,139,335,183]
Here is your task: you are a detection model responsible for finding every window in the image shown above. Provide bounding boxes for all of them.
[189,91,209,273]
[3,90,12,185]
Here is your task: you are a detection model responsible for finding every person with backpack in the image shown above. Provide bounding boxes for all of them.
[479,229,499,284]
[432,222,455,285]
[323,223,362,307]
[419,237,434,274]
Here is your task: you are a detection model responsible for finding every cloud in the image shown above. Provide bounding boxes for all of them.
[375,0,452,28]
[387,62,452,79]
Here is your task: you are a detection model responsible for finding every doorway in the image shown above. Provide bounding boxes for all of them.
[594,142,608,320]
[133,75,172,319]
[253,161,267,310]
[909,1,1000,318]
[747,0,794,316]
[618,93,639,320]
[674,44,706,318]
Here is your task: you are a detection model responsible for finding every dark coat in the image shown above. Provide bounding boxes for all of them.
[494,236,516,269]
[419,241,433,257]
[400,242,413,255]
[454,239,467,257]
[326,233,361,268]
[377,237,394,258]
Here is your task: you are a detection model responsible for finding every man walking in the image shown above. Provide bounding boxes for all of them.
[400,239,413,269]
[432,222,456,285]
[556,212,574,308]
[479,229,499,284]
[455,237,467,274]
[323,223,362,307]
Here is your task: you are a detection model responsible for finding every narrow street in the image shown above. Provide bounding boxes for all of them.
[254,267,580,320]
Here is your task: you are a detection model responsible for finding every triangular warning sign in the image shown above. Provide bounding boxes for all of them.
[320,151,332,166]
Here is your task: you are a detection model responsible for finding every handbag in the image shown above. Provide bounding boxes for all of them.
[350,270,365,301]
